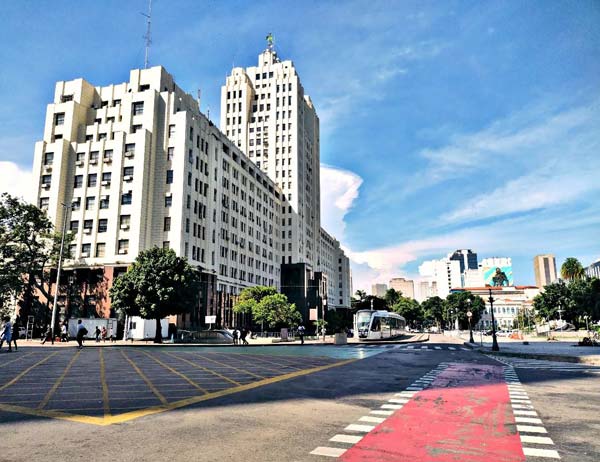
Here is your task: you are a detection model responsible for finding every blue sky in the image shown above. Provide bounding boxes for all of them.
[1,1,599,292]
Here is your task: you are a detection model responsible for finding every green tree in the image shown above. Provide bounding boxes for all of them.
[392,297,423,327]
[384,288,402,308]
[443,291,485,329]
[233,287,301,329]
[355,290,367,301]
[0,193,72,324]
[421,296,445,329]
[561,257,585,281]
[532,280,571,323]
[109,247,201,343]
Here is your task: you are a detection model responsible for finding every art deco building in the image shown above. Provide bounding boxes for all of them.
[32,66,283,328]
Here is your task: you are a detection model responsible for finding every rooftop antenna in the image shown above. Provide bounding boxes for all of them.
[142,0,153,69]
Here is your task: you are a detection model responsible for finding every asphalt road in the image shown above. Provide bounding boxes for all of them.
[0,343,598,461]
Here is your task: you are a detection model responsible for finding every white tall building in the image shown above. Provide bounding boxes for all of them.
[319,228,351,309]
[419,258,461,299]
[221,46,320,268]
[32,66,283,327]
[389,278,415,299]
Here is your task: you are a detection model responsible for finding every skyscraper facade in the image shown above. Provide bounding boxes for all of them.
[389,278,415,299]
[221,47,321,269]
[533,254,558,288]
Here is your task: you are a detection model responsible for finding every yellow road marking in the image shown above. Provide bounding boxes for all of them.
[99,349,111,416]
[137,350,209,394]
[0,351,37,368]
[163,351,242,386]
[120,350,168,405]
[186,351,265,380]
[38,350,81,409]
[0,355,357,426]
[0,351,59,392]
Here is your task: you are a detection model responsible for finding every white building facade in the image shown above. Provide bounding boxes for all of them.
[221,48,321,269]
[419,258,462,299]
[32,66,283,327]
[319,227,351,309]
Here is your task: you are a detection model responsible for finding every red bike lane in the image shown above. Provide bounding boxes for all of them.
[341,363,525,462]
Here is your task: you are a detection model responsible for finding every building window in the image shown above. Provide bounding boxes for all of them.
[168,125,175,137]
[85,197,95,210]
[164,217,171,231]
[103,150,113,161]
[83,219,93,231]
[166,170,173,184]
[132,102,144,116]
[165,196,172,207]
[81,243,91,257]
[100,196,109,209]
[120,215,130,228]
[102,172,111,184]
[98,219,108,233]
[90,151,99,162]
[39,197,49,210]
[96,243,106,258]
[121,192,132,205]
[123,166,134,178]
[54,113,65,125]
[43,152,54,165]
[74,175,83,188]
[87,174,97,187]
[125,143,135,155]
[70,220,79,232]
[162,241,170,249]
[132,124,142,133]
[118,239,129,255]
[167,147,174,160]
[71,198,81,210]
[41,175,52,187]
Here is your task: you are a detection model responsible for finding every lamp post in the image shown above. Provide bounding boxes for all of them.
[584,314,589,333]
[467,310,474,343]
[50,202,70,345]
[488,288,499,351]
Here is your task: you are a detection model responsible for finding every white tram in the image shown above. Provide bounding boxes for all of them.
[354,310,406,340]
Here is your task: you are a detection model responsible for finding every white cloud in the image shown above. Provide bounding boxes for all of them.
[0,161,33,202]
[320,164,363,241]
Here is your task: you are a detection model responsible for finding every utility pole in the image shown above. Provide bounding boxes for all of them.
[50,203,70,345]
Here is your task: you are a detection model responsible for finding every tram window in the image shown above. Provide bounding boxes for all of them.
[371,317,381,332]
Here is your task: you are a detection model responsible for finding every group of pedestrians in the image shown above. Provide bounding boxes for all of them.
[0,316,19,352]
[231,327,250,345]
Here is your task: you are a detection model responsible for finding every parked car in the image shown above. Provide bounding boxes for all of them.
[496,330,510,337]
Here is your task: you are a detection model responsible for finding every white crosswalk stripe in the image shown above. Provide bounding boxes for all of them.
[489,355,600,374]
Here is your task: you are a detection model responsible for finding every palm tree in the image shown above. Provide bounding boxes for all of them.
[355,290,367,301]
[561,257,585,281]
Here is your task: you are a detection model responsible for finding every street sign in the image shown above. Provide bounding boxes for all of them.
[205,315,216,324]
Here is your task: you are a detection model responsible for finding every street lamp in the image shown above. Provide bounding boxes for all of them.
[467,311,474,343]
[50,202,71,345]
[488,288,499,351]
[584,314,590,333]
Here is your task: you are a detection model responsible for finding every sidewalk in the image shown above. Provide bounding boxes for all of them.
[11,333,429,348]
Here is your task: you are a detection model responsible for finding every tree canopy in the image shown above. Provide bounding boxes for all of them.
[444,291,485,329]
[421,296,445,328]
[533,278,600,326]
[391,297,422,327]
[109,247,201,342]
[384,288,402,308]
[0,193,72,323]
[561,257,585,281]
[233,286,301,328]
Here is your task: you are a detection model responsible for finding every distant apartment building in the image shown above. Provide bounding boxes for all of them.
[533,254,557,288]
[371,284,388,297]
[585,260,600,279]
[481,257,514,286]
[221,47,320,269]
[416,280,438,302]
[389,277,415,299]
[32,66,283,328]
[318,228,351,309]
[449,249,478,284]
[419,258,461,299]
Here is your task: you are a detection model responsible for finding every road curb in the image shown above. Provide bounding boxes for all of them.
[476,350,600,366]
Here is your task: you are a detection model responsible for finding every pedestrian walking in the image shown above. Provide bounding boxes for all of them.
[11,317,19,351]
[76,320,87,349]
[101,326,107,342]
[41,325,52,345]
[232,328,239,345]
[240,328,249,345]
[61,323,68,342]
[109,326,115,343]
[94,326,101,342]
[0,317,13,352]
[298,324,306,345]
